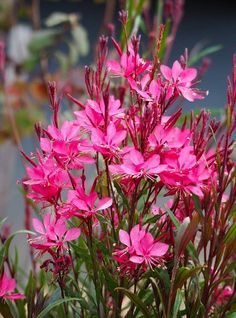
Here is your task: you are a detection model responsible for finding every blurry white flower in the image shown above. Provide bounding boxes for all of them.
[7,24,33,64]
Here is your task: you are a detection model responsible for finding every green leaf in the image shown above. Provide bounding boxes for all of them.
[71,25,89,56]
[68,42,79,66]
[0,230,34,268]
[102,268,118,298]
[226,312,236,318]
[114,181,130,209]
[171,289,183,318]
[159,19,171,61]
[165,207,180,228]
[36,297,81,318]
[0,300,14,318]
[0,217,7,230]
[28,29,61,53]
[188,44,222,66]
[149,277,167,317]
[175,212,200,256]
[224,223,236,244]
[115,287,150,317]
[174,267,201,291]
[224,260,236,274]
[45,12,75,27]
[23,55,39,71]
[54,51,69,74]
[192,194,204,217]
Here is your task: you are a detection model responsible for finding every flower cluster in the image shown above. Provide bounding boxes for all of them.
[20,29,236,317]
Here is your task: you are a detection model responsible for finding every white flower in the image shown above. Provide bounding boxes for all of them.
[7,24,33,64]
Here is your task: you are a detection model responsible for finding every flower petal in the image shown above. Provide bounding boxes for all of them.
[32,218,45,235]
[96,197,112,211]
[129,255,144,264]
[64,228,81,241]
[119,230,130,247]
[150,242,169,257]
[160,65,172,81]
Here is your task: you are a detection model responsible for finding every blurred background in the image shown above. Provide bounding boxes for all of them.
[0,0,235,266]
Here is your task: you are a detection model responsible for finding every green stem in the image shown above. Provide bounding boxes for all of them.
[87,220,103,318]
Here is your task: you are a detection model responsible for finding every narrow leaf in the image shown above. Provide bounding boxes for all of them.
[115,287,150,317]
[36,297,81,318]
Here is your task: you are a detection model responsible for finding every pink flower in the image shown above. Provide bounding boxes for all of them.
[214,285,233,305]
[62,186,113,219]
[40,121,94,169]
[160,147,210,197]
[0,272,24,301]
[117,225,168,269]
[148,125,191,151]
[24,156,68,203]
[29,214,81,251]
[109,149,167,180]
[91,121,127,157]
[107,43,150,80]
[160,60,207,101]
[75,96,124,132]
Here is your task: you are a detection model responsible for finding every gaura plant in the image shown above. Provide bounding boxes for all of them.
[1,15,236,318]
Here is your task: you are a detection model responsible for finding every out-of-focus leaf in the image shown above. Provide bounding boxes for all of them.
[0,300,14,318]
[0,230,35,268]
[175,217,190,255]
[192,194,204,217]
[55,51,69,74]
[225,260,236,274]
[115,287,150,317]
[159,19,171,61]
[175,212,200,256]
[0,217,7,230]
[121,0,146,48]
[68,42,80,66]
[28,29,61,53]
[71,25,89,56]
[45,12,78,27]
[102,267,118,299]
[166,207,180,228]
[188,45,222,66]
[37,297,82,318]
[174,266,201,291]
[149,277,167,317]
[226,312,236,318]
[23,55,39,71]
[113,181,129,209]
[171,289,183,318]
[224,223,236,244]
[15,108,44,137]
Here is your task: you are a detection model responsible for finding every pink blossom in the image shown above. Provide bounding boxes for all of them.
[61,186,113,219]
[40,121,94,169]
[160,60,207,101]
[0,272,24,301]
[91,121,127,157]
[160,147,210,197]
[24,156,68,203]
[29,213,81,251]
[148,125,191,151]
[75,96,124,132]
[24,158,67,203]
[116,225,168,269]
[109,149,167,180]
[214,285,233,305]
[107,43,150,80]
